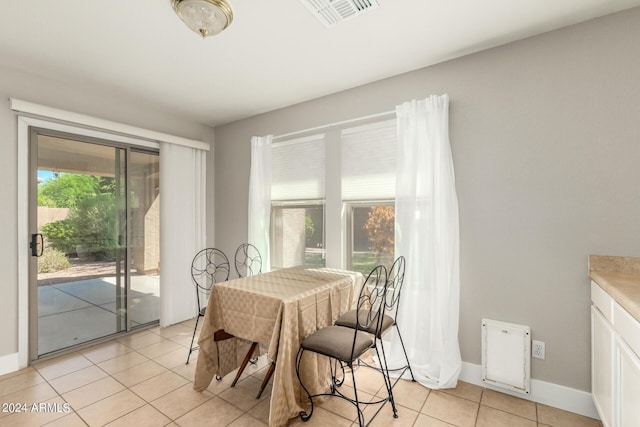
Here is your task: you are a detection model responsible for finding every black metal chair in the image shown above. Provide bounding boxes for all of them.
[296,265,397,426]
[335,256,415,395]
[186,248,230,365]
[381,256,415,383]
[234,243,263,278]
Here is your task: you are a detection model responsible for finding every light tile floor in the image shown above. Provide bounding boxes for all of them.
[1,320,602,426]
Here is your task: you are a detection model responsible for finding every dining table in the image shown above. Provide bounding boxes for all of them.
[192,265,364,427]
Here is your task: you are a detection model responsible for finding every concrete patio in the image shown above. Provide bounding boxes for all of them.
[37,275,159,355]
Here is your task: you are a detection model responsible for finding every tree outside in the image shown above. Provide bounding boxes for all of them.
[349,205,395,274]
[38,174,102,208]
[364,205,395,264]
[39,173,117,268]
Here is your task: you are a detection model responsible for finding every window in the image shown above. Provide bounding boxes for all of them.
[267,115,398,272]
[270,134,325,269]
[271,203,325,269]
[346,202,395,274]
[341,119,396,201]
[342,120,397,272]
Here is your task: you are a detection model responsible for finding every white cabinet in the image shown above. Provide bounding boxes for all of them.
[618,338,640,427]
[591,280,640,427]
[592,306,615,427]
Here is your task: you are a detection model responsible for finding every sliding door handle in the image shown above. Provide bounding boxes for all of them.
[30,233,43,257]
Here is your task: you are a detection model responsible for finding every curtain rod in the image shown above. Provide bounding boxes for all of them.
[272,109,395,142]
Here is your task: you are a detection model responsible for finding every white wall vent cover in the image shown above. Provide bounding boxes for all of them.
[301,0,380,27]
[482,318,531,395]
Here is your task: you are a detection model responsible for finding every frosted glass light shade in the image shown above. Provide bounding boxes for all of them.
[172,0,233,38]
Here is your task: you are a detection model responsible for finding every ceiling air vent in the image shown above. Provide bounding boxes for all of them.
[301,0,380,27]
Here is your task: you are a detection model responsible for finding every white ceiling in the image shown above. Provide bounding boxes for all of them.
[1,0,639,127]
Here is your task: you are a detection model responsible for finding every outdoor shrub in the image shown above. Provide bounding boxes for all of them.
[41,219,76,255]
[305,215,315,245]
[68,193,117,261]
[38,248,71,274]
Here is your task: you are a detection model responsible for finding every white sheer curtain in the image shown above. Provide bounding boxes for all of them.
[159,142,207,327]
[384,94,461,388]
[248,135,272,272]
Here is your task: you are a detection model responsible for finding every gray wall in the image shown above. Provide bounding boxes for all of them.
[213,7,640,391]
[0,65,215,358]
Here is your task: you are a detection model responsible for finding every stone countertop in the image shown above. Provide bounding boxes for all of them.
[589,255,640,323]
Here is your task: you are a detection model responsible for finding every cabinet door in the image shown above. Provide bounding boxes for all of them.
[619,338,640,427]
[592,306,615,427]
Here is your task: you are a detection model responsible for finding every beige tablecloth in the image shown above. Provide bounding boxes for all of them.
[193,266,364,427]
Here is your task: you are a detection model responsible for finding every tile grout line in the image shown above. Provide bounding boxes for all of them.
[33,352,93,381]
[473,388,483,426]
[67,344,178,425]
[61,352,117,426]
[103,333,204,425]
[36,359,90,426]
[149,386,215,424]
[41,346,151,425]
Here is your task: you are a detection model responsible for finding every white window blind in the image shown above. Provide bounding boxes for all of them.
[272,134,325,201]
[341,119,397,200]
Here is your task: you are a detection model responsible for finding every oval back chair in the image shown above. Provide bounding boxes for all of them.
[186,248,230,364]
[234,243,263,278]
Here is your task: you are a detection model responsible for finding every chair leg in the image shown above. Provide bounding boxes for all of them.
[186,314,201,365]
[231,342,259,387]
[295,350,390,426]
[256,361,275,399]
[350,361,366,427]
[376,340,398,418]
[332,359,346,389]
[395,323,416,382]
[296,348,315,422]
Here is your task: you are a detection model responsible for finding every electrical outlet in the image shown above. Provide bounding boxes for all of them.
[532,340,545,360]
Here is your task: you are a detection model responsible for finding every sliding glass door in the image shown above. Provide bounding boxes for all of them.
[29,130,160,358]
[129,150,160,326]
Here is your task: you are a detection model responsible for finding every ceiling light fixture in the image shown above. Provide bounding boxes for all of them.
[172,0,233,38]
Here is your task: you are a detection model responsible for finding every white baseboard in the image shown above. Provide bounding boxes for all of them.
[460,361,599,420]
[0,352,20,377]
